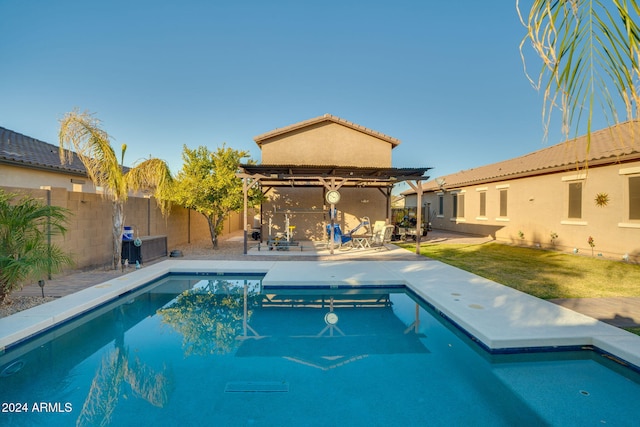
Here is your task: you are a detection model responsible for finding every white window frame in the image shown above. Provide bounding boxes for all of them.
[495,184,509,221]
[437,193,444,217]
[619,167,640,228]
[476,187,488,220]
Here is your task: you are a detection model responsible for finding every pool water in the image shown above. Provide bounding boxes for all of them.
[1,274,639,426]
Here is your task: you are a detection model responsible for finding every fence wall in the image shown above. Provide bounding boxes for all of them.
[1,185,245,271]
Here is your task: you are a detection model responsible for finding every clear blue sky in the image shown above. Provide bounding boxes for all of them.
[0,1,605,193]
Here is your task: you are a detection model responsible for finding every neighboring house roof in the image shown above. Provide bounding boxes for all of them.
[0,126,88,176]
[402,121,640,195]
[391,194,405,206]
[253,113,402,147]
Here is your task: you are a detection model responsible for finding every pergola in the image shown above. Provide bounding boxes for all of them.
[238,164,431,254]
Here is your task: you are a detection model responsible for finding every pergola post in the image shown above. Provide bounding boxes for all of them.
[406,180,424,255]
[318,177,346,255]
[239,173,263,255]
[243,177,248,254]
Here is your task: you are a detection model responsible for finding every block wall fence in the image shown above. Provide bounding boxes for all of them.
[2,185,244,271]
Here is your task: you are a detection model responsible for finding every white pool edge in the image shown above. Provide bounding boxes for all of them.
[1,259,639,369]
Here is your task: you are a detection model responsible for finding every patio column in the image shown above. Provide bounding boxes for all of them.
[238,173,262,255]
[242,176,248,254]
[406,180,423,255]
[318,177,346,255]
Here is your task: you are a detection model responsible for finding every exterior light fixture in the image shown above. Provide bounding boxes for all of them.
[38,279,45,298]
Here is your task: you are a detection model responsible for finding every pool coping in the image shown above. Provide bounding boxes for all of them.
[1,259,639,370]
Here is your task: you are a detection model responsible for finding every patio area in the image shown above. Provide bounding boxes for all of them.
[244,229,495,259]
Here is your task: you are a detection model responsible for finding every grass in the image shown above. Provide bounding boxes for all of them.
[397,242,640,300]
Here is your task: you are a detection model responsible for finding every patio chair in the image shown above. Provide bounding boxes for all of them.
[370,221,386,237]
[326,224,353,250]
[348,216,370,235]
[370,224,395,249]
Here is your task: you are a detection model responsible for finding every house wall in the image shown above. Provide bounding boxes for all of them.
[0,164,96,193]
[1,185,243,271]
[260,186,387,241]
[405,161,640,262]
[259,122,392,167]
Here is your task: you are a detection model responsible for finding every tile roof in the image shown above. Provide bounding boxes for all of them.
[0,126,88,175]
[402,120,640,195]
[253,113,401,147]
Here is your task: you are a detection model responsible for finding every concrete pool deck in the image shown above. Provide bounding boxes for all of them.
[2,256,640,371]
[6,230,639,328]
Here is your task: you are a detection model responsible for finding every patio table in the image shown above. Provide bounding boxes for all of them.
[353,236,371,249]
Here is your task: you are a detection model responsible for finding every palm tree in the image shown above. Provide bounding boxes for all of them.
[59,110,173,269]
[0,190,73,303]
[518,0,640,145]
[76,339,172,426]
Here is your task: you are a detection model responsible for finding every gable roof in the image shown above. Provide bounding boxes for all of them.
[0,126,88,176]
[253,114,401,147]
[403,120,640,195]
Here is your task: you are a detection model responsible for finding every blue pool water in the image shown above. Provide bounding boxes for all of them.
[1,273,640,426]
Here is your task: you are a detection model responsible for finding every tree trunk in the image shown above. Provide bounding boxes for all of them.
[113,201,125,269]
[206,215,218,249]
[205,212,230,249]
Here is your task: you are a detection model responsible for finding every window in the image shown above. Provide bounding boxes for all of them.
[438,195,444,216]
[452,194,457,217]
[452,193,465,218]
[451,191,464,220]
[630,176,640,220]
[71,178,85,193]
[479,192,486,217]
[568,182,583,219]
[499,189,508,217]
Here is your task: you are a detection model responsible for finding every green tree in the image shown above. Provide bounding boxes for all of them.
[171,144,263,248]
[59,110,173,269]
[0,190,73,303]
[518,0,640,145]
[157,279,260,356]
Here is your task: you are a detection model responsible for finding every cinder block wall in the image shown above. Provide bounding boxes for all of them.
[1,186,242,271]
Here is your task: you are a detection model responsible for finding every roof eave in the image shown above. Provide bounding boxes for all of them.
[0,158,88,177]
[404,153,640,195]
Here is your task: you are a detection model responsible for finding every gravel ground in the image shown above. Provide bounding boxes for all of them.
[0,296,58,318]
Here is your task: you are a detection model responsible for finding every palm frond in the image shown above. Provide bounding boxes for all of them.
[59,109,128,200]
[0,190,73,300]
[518,0,640,141]
[125,158,174,214]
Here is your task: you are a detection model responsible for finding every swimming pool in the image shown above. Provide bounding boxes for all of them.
[1,271,639,426]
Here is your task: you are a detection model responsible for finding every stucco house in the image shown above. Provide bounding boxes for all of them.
[402,121,640,262]
[1,126,97,193]
[239,114,429,243]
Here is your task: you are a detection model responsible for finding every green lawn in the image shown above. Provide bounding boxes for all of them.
[397,242,640,299]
